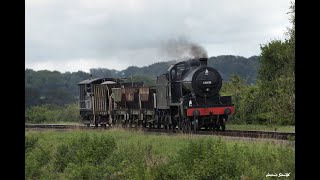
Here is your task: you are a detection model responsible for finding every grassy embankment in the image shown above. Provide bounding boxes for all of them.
[25,128,295,179]
[227,124,295,133]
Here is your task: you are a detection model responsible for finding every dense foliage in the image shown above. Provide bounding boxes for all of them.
[256,2,295,125]
[25,103,80,123]
[25,69,89,107]
[25,131,295,179]
[221,3,295,125]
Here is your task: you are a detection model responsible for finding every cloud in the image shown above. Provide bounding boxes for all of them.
[25,57,130,73]
[26,0,293,72]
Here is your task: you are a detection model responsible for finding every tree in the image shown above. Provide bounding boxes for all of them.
[256,2,295,125]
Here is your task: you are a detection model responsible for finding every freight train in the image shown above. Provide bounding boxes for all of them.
[78,58,234,131]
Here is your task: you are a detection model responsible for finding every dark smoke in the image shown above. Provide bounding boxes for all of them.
[190,43,208,59]
[160,37,208,61]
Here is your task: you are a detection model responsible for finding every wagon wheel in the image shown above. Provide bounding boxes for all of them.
[185,120,189,132]
[152,121,155,129]
[183,120,187,132]
[177,120,182,131]
[203,125,208,131]
[142,121,147,128]
[122,120,126,128]
[156,116,160,129]
[221,118,226,131]
[155,115,159,129]
[163,116,167,129]
[171,121,176,132]
[166,116,170,130]
[180,120,184,132]
[130,120,133,128]
[193,117,198,132]
[185,119,191,132]
[122,119,126,128]
[221,125,226,131]
[215,124,220,131]
[126,120,129,128]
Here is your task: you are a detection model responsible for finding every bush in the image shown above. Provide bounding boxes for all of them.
[25,146,50,179]
[153,138,295,179]
[25,135,39,154]
[25,133,116,179]
[52,134,116,173]
[25,103,80,123]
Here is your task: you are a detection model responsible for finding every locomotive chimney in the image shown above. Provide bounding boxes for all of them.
[199,58,208,66]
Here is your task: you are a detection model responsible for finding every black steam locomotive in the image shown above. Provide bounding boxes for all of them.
[78,58,234,130]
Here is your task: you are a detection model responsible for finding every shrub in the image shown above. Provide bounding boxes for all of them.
[154,138,295,179]
[25,135,39,154]
[25,103,80,123]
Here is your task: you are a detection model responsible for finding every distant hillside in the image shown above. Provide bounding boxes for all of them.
[90,55,259,84]
[208,55,259,83]
[25,55,259,107]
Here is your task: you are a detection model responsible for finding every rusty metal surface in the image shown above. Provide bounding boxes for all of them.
[125,88,136,101]
[93,85,108,113]
[141,88,155,110]
[112,88,122,102]
[139,87,149,101]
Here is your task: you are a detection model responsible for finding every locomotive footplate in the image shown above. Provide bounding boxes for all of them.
[186,106,234,117]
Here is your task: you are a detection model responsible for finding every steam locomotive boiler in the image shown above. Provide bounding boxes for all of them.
[155,58,234,130]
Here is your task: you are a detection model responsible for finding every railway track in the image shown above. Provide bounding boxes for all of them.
[25,124,295,140]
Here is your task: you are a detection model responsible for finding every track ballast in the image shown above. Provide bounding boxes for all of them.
[25,124,294,140]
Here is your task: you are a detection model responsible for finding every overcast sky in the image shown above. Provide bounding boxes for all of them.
[26,0,293,73]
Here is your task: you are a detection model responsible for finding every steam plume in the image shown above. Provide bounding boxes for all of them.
[160,37,208,61]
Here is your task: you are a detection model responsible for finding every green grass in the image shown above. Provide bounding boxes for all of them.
[227,124,295,132]
[25,129,295,179]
